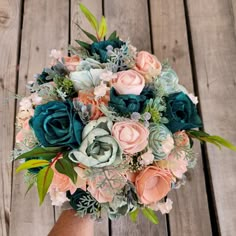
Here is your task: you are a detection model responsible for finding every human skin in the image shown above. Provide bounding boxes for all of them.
[48,210,94,236]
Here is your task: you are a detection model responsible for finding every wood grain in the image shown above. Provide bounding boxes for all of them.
[187,0,236,235]
[104,1,167,235]
[9,1,69,235]
[0,0,22,236]
[150,0,212,235]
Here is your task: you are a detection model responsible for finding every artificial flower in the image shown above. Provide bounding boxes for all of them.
[173,130,190,147]
[135,166,172,204]
[112,120,149,154]
[134,51,162,81]
[69,117,122,167]
[64,55,80,71]
[165,92,202,133]
[149,198,173,214]
[140,149,154,165]
[149,124,174,160]
[48,187,68,206]
[111,70,145,95]
[29,100,83,148]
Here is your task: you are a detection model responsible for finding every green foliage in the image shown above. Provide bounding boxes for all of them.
[75,23,98,42]
[98,16,107,39]
[187,130,236,151]
[15,146,64,160]
[55,154,77,184]
[141,208,159,225]
[54,77,77,98]
[129,208,139,222]
[108,31,119,41]
[79,3,99,31]
[37,166,54,205]
[24,171,38,196]
[75,40,91,50]
[16,159,49,173]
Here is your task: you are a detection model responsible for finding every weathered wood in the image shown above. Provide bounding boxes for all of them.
[54,1,109,235]
[187,0,236,235]
[0,0,22,236]
[150,0,212,235]
[104,1,167,235]
[9,1,69,235]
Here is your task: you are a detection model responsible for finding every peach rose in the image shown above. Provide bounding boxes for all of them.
[173,131,190,147]
[16,119,31,143]
[88,170,126,203]
[64,55,80,71]
[112,121,149,154]
[134,51,162,81]
[111,70,145,95]
[75,90,109,120]
[135,166,172,204]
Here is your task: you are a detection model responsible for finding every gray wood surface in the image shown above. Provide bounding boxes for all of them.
[9,1,69,235]
[187,0,236,235]
[150,0,212,235]
[0,1,22,236]
[104,1,167,235]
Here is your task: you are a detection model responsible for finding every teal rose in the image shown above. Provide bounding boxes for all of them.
[29,100,83,148]
[165,92,202,133]
[69,117,122,167]
[90,39,124,63]
[109,87,154,115]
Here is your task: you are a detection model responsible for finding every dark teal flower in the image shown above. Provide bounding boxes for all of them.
[165,92,202,133]
[109,87,154,115]
[67,188,100,214]
[36,69,52,85]
[90,39,124,63]
[29,100,83,148]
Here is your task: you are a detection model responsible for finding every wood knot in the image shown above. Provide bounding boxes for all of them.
[0,10,10,26]
[0,77,4,90]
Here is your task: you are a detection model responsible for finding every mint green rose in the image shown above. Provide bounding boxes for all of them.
[69,117,122,167]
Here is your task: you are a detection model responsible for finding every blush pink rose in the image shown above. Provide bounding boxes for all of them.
[88,170,126,203]
[64,55,80,71]
[16,119,31,143]
[111,70,145,95]
[134,51,162,81]
[135,166,172,204]
[112,121,149,154]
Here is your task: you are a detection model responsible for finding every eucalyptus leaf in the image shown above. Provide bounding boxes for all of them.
[16,146,64,160]
[79,3,99,31]
[37,166,54,205]
[16,159,49,173]
[129,208,139,222]
[141,208,159,225]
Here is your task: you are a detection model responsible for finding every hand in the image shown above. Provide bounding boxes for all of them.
[48,210,94,236]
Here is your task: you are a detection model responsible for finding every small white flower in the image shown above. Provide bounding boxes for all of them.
[188,93,198,105]
[140,149,154,165]
[30,93,42,105]
[49,187,69,206]
[49,49,63,59]
[149,198,173,214]
[100,71,116,82]
[94,82,109,99]
[19,97,32,110]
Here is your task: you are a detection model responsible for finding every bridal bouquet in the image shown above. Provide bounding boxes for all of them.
[14,4,236,224]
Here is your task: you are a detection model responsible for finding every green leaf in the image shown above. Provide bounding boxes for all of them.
[75,40,91,50]
[141,208,159,225]
[98,16,107,39]
[108,31,118,40]
[79,3,99,31]
[75,23,98,42]
[25,180,36,197]
[37,166,54,205]
[16,146,64,160]
[16,159,49,173]
[129,208,139,222]
[187,130,236,151]
[55,157,77,184]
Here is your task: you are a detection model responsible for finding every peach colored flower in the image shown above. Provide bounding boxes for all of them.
[88,170,126,203]
[64,55,80,71]
[134,51,162,81]
[16,119,31,143]
[158,151,188,178]
[111,70,145,95]
[173,131,190,147]
[75,90,109,120]
[112,121,149,154]
[125,171,139,183]
[135,166,172,204]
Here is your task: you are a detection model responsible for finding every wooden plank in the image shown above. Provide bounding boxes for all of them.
[54,1,109,235]
[104,1,167,235]
[9,1,69,235]
[0,0,22,236]
[149,1,212,235]
[186,0,236,235]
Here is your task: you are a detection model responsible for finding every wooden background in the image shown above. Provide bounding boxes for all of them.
[0,0,236,235]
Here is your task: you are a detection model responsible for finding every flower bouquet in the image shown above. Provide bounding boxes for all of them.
[14,4,236,224]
